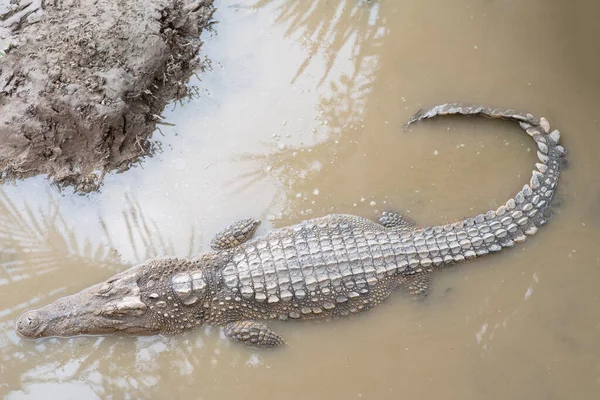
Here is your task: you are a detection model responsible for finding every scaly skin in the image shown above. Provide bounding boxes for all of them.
[15,104,566,347]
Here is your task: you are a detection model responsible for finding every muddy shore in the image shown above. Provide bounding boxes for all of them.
[0,0,215,192]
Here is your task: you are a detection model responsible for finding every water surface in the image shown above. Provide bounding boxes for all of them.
[1,0,599,398]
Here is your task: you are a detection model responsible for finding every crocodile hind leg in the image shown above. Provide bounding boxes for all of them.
[378,211,418,229]
[210,218,261,250]
[224,320,285,348]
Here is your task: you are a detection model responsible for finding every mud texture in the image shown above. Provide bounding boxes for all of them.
[0,0,215,192]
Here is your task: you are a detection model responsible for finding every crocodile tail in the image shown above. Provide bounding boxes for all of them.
[406,104,566,254]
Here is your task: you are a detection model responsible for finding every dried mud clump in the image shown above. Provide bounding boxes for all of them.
[0,0,215,192]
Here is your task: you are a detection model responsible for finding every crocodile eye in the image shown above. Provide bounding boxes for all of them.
[97,282,114,295]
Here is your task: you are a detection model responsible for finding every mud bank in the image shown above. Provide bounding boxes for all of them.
[0,0,215,192]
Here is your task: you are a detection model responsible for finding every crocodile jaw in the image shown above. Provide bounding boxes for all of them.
[16,266,161,338]
[15,300,139,338]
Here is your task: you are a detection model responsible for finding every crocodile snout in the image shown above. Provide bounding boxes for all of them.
[16,311,47,338]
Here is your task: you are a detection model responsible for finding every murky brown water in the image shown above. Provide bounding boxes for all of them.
[2,0,600,398]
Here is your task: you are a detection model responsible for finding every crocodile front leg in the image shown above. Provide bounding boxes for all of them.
[210,218,261,250]
[224,320,285,348]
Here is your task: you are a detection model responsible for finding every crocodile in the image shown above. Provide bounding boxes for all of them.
[15,104,566,347]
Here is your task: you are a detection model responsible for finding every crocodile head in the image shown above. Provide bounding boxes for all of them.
[15,257,210,338]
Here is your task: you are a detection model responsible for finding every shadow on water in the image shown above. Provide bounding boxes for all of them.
[252,0,385,87]
[0,189,120,296]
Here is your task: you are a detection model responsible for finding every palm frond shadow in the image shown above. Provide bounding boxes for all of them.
[0,191,117,288]
[110,192,204,261]
[253,0,386,86]
[0,187,205,308]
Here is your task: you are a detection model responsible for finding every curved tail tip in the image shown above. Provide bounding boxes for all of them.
[404,109,424,131]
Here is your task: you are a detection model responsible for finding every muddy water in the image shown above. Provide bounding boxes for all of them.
[1,0,600,398]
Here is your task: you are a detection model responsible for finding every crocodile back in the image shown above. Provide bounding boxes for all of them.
[219,216,406,318]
